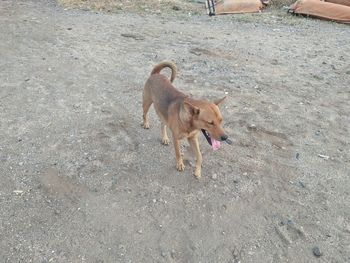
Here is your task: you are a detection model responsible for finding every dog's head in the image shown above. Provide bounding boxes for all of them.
[183,97,229,149]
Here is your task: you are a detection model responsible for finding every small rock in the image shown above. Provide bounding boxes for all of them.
[247,124,257,131]
[137,229,143,234]
[13,190,24,195]
[152,199,157,203]
[296,153,300,160]
[161,251,167,257]
[211,173,218,180]
[318,154,329,160]
[67,27,72,30]
[229,79,235,83]
[312,246,322,257]
[172,5,181,11]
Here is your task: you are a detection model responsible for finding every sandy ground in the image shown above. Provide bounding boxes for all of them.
[1,0,350,262]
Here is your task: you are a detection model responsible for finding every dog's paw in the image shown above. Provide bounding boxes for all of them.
[176,161,185,172]
[194,168,201,178]
[142,122,150,129]
[161,138,170,145]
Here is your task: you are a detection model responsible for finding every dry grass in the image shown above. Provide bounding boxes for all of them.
[57,0,296,14]
[269,0,296,7]
[57,0,203,14]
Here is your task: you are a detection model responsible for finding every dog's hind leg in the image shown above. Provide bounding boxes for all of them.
[142,88,152,129]
[161,124,170,145]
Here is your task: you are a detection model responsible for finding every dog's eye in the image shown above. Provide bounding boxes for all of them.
[208,121,214,125]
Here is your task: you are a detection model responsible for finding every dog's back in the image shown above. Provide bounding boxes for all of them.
[144,62,186,122]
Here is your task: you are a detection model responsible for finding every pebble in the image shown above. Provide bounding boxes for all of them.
[229,79,235,83]
[312,246,322,257]
[318,154,329,160]
[137,229,143,234]
[211,173,217,180]
[13,190,24,195]
[247,124,257,131]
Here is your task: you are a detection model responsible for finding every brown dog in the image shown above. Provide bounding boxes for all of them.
[142,61,230,178]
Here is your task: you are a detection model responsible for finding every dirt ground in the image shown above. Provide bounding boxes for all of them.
[1,0,349,262]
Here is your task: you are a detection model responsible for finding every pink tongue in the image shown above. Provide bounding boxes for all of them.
[211,138,221,151]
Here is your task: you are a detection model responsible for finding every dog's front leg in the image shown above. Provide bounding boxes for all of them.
[173,136,185,172]
[161,124,170,145]
[188,135,202,178]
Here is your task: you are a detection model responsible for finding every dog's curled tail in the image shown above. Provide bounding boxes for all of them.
[150,61,177,83]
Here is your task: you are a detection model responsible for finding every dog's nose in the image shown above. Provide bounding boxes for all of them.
[220,134,228,141]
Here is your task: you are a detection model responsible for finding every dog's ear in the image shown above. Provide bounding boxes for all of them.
[184,101,200,115]
[213,96,227,106]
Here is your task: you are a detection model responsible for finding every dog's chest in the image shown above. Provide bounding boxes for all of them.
[180,129,199,139]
